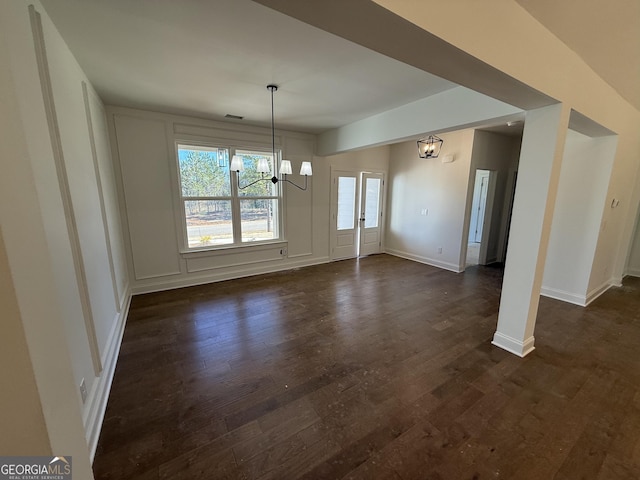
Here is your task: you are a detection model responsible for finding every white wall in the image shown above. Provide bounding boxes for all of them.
[627,212,640,277]
[467,130,521,264]
[109,107,388,293]
[268,0,640,300]
[327,146,390,172]
[318,87,522,155]
[109,107,320,293]
[386,129,475,271]
[372,0,640,295]
[3,0,639,463]
[541,130,617,304]
[0,227,51,455]
[0,1,130,471]
[85,87,129,311]
[39,8,130,453]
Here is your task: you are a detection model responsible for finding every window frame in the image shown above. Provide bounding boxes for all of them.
[175,141,284,253]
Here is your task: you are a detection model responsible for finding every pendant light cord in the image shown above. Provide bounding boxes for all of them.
[236,84,308,190]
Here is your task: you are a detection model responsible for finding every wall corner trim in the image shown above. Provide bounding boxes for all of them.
[584,281,614,306]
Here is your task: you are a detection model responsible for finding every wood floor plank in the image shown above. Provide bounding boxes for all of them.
[92,256,640,479]
[232,400,319,465]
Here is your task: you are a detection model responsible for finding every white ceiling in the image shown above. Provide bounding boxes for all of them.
[41,0,639,136]
[515,0,640,111]
[40,0,457,133]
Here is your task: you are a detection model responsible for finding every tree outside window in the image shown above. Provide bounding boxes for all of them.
[177,145,280,249]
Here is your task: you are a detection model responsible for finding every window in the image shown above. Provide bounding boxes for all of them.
[235,149,279,243]
[177,144,281,250]
[337,177,357,230]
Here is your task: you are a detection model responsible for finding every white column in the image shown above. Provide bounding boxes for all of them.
[493,103,571,356]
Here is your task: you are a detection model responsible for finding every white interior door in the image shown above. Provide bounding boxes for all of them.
[470,170,490,243]
[359,173,384,256]
[331,171,359,260]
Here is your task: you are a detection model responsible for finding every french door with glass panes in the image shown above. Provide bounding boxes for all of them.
[330,170,384,260]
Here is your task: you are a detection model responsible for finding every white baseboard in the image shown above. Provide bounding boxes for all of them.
[132,256,331,295]
[585,281,614,306]
[492,331,535,357]
[609,276,623,287]
[626,268,640,278]
[540,286,587,307]
[385,248,463,273]
[540,280,615,307]
[84,285,132,462]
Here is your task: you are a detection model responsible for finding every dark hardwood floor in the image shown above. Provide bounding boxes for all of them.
[93,254,640,480]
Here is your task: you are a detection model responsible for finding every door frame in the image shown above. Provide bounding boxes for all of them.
[469,170,490,243]
[359,172,385,257]
[464,168,497,267]
[330,170,360,260]
[330,167,387,260]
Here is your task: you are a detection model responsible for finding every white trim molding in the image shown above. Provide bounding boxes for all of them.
[609,276,623,287]
[385,248,463,273]
[540,286,587,307]
[132,256,330,295]
[625,268,640,278]
[541,280,618,307]
[585,281,614,306]
[84,287,131,462]
[492,332,535,357]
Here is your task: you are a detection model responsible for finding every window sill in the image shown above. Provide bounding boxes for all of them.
[180,240,288,259]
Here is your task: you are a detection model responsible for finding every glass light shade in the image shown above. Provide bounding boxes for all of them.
[299,161,313,176]
[257,158,270,173]
[280,160,292,175]
[230,155,244,172]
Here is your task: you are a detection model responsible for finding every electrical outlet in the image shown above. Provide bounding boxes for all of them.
[437,247,443,254]
[80,378,87,404]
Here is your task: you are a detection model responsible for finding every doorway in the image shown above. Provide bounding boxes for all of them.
[466,169,494,266]
[330,170,385,260]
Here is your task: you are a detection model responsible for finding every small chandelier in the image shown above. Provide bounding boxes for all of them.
[230,84,312,190]
[417,135,443,159]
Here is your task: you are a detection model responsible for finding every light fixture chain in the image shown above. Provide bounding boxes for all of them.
[233,84,310,190]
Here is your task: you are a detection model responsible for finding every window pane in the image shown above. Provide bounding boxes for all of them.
[185,200,233,247]
[364,178,381,228]
[337,177,356,230]
[178,146,230,197]
[240,199,278,242]
[236,150,278,197]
